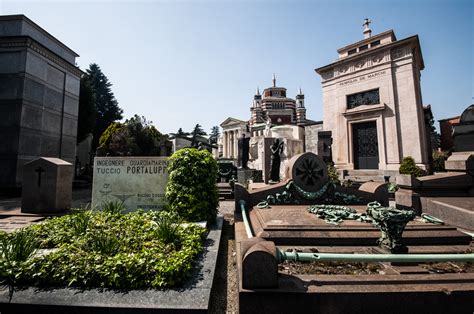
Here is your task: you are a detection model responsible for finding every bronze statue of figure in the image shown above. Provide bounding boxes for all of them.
[238,133,250,169]
[270,138,284,182]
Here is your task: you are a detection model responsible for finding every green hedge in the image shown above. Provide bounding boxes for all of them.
[166,148,219,223]
[0,209,206,289]
[399,156,424,177]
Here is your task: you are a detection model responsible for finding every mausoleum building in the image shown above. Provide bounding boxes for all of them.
[316,20,430,173]
[0,15,82,188]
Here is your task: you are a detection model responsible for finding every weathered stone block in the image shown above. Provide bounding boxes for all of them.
[46,64,65,90]
[0,51,23,73]
[65,74,80,96]
[395,189,421,214]
[63,95,79,117]
[20,104,42,129]
[21,157,73,213]
[396,174,420,188]
[242,240,278,289]
[0,76,23,99]
[23,78,44,104]
[25,52,47,80]
[41,110,61,134]
[445,151,474,175]
[44,87,63,112]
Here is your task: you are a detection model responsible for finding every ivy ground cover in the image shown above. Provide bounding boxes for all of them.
[0,209,206,289]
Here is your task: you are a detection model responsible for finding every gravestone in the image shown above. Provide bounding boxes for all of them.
[21,157,73,213]
[92,157,168,211]
[453,104,474,152]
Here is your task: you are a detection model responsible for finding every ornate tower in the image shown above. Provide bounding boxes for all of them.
[296,87,306,125]
[250,87,264,124]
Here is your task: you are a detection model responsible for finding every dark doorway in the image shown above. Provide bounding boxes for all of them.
[352,121,379,169]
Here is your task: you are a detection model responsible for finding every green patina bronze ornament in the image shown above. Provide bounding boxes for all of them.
[367,201,416,253]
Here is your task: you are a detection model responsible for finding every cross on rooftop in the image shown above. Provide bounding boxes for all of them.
[363,18,372,38]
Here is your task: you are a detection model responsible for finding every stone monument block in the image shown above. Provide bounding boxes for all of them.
[445,152,474,175]
[286,152,328,192]
[92,157,168,212]
[21,157,73,213]
[453,105,474,152]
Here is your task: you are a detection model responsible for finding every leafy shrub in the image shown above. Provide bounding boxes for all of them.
[101,200,126,215]
[387,182,399,193]
[70,208,92,235]
[0,228,38,262]
[327,162,340,185]
[399,156,424,177]
[2,210,206,289]
[166,148,219,223]
[153,211,181,245]
[98,122,123,149]
[432,151,449,172]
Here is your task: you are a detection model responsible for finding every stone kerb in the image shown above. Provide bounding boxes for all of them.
[92,157,168,212]
[241,239,278,289]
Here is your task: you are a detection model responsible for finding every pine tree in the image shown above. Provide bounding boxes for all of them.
[76,77,97,143]
[85,63,123,150]
[209,126,220,145]
[191,124,207,146]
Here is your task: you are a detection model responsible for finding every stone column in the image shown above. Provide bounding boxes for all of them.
[229,131,234,158]
[234,130,239,159]
[223,131,228,157]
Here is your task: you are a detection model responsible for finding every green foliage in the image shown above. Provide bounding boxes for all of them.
[432,151,449,172]
[77,77,97,144]
[327,162,340,185]
[166,148,219,223]
[1,208,206,289]
[101,200,126,215]
[0,228,39,263]
[85,63,123,150]
[169,128,190,139]
[387,182,399,193]
[190,124,207,147]
[399,156,425,177]
[153,211,182,245]
[209,126,220,145]
[99,115,170,156]
[99,122,123,148]
[70,209,92,235]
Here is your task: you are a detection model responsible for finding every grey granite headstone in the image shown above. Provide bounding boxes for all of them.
[21,157,73,213]
[92,157,168,211]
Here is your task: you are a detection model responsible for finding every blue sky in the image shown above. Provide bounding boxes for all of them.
[1,0,472,134]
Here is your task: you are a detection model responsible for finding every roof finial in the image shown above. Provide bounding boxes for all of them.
[272,73,276,87]
[256,86,260,95]
[363,18,372,39]
[298,87,302,95]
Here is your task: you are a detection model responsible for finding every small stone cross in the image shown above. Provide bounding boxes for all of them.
[35,166,45,187]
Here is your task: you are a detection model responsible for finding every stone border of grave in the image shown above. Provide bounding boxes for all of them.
[0,216,223,314]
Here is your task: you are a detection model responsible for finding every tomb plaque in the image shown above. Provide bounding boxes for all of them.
[287,152,328,192]
[22,157,73,213]
[92,157,168,211]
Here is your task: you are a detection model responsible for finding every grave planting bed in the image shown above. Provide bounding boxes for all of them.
[0,212,223,313]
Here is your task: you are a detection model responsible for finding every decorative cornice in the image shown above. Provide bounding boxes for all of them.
[316,35,423,82]
[0,36,83,77]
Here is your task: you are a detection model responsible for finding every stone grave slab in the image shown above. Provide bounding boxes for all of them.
[248,205,471,246]
[421,197,474,231]
[92,157,168,211]
[22,157,73,213]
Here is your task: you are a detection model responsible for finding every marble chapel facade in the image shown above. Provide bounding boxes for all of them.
[315,20,430,172]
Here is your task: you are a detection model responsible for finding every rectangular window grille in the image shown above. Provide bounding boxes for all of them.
[346,89,380,109]
[370,40,380,47]
[348,48,357,55]
[359,44,368,51]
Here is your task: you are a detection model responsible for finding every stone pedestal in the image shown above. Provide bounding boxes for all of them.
[237,168,254,186]
[21,157,73,213]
